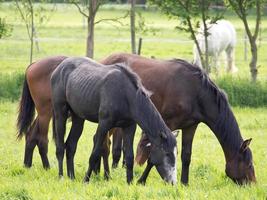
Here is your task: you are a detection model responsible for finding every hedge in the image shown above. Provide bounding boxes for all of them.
[0,72,266,107]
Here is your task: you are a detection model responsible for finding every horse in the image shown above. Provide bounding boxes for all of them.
[50,57,177,184]
[193,20,238,73]
[17,53,256,185]
[101,53,256,185]
[17,56,126,173]
[17,56,67,169]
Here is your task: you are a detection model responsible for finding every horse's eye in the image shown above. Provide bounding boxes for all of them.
[248,163,253,169]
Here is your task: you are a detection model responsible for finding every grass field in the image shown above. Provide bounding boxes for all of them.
[0,3,267,200]
[0,103,267,199]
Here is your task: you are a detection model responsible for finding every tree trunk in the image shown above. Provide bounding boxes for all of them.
[29,0,33,64]
[86,0,97,58]
[201,1,209,73]
[130,0,136,54]
[87,15,95,58]
[250,40,258,82]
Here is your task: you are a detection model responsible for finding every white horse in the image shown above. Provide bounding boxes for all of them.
[193,20,238,73]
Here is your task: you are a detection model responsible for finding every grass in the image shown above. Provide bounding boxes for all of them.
[0,3,267,200]
[0,102,267,199]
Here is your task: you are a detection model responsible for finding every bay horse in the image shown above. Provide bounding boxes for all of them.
[51,57,177,184]
[101,53,256,185]
[193,20,238,73]
[17,56,120,172]
[17,56,67,169]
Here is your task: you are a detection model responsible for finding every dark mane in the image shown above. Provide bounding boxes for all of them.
[113,63,150,95]
[170,59,242,151]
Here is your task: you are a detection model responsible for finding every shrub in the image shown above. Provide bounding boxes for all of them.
[0,72,266,107]
[0,73,24,101]
[216,76,267,107]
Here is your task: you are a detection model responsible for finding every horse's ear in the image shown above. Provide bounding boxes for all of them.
[172,130,179,138]
[240,138,252,153]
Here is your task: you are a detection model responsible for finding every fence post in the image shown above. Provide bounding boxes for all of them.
[137,37,142,55]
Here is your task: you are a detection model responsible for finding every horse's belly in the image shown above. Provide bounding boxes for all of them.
[66,91,100,121]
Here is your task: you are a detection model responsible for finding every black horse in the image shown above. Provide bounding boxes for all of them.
[51,57,177,184]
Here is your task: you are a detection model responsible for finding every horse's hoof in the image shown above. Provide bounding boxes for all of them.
[104,175,110,181]
[83,176,90,183]
[43,164,50,170]
[137,179,146,185]
[23,164,32,168]
[112,163,118,169]
[68,174,75,180]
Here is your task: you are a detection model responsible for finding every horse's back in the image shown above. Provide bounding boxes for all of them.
[26,55,67,113]
[51,57,136,121]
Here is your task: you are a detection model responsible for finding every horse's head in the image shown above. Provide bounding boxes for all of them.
[225,138,256,184]
[148,131,177,185]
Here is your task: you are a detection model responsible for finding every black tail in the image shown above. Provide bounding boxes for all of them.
[17,77,35,139]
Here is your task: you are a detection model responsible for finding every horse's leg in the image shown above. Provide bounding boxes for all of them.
[36,114,51,169]
[54,106,68,177]
[181,124,198,185]
[65,114,85,179]
[137,162,153,185]
[83,120,112,183]
[102,134,111,180]
[112,128,123,168]
[24,118,38,168]
[226,47,237,73]
[122,123,136,184]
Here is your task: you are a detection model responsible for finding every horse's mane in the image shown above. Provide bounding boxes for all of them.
[170,59,242,151]
[113,63,175,148]
[113,63,151,96]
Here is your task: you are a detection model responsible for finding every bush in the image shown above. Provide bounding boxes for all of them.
[216,76,267,107]
[0,72,266,107]
[0,73,24,101]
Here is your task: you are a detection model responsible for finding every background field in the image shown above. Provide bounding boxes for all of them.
[0,3,267,200]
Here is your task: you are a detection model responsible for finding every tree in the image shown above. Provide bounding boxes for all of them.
[149,0,223,72]
[15,0,55,64]
[70,0,128,58]
[226,0,264,81]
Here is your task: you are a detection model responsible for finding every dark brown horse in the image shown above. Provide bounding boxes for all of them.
[101,53,256,185]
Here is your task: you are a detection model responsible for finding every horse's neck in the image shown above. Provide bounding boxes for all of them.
[206,103,243,162]
[132,91,164,143]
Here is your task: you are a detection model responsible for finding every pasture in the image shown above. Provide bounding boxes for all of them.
[0,3,267,200]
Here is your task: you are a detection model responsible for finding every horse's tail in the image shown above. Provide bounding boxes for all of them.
[17,77,35,139]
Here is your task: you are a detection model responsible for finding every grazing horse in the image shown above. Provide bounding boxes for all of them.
[193,20,238,73]
[101,53,256,185]
[51,57,177,184]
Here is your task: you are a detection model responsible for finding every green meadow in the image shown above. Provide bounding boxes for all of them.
[0,3,267,200]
